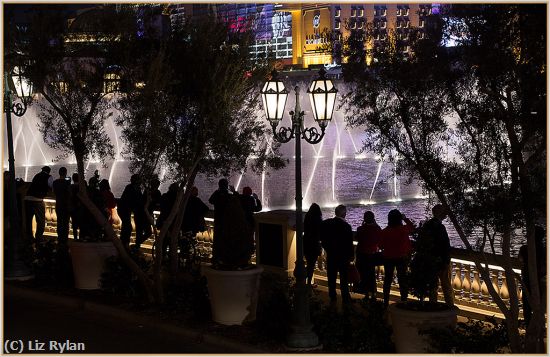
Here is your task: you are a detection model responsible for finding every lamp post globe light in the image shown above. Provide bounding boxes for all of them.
[4,65,34,280]
[261,68,337,349]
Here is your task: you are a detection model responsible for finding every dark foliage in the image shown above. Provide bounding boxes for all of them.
[31,239,73,287]
[213,195,254,269]
[421,317,509,353]
[254,272,292,341]
[100,250,151,300]
[311,299,395,353]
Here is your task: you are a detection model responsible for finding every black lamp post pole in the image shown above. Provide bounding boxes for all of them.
[4,72,33,280]
[265,69,331,349]
[285,87,319,348]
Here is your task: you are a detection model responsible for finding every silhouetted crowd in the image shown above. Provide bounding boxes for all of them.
[8,166,545,312]
[305,202,455,307]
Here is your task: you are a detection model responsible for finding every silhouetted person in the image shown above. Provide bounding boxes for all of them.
[118,174,146,249]
[321,204,354,304]
[355,211,382,301]
[25,166,52,245]
[209,178,234,264]
[420,204,454,306]
[183,186,209,235]
[88,170,100,191]
[140,177,161,242]
[70,173,81,239]
[52,167,71,249]
[519,226,547,326]
[157,182,179,258]
[146,178,162,215]
[379,209,414,307]
[304,203,323,286]
[239,186,262,228]
[99,179,116,225]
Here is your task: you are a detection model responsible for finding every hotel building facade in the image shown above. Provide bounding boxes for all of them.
[171,3,440,68]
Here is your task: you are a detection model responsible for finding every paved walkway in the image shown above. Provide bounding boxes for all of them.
[4,285,266,354]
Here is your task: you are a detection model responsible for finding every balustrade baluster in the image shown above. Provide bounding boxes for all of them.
[462,265,472,301]
[51,206,57,223]
[45,204,52,222]
[472,269,481,303]
[452,263,462,299]
[500,275,510,303]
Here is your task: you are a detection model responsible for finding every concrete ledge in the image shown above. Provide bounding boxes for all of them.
[5,284,268,354]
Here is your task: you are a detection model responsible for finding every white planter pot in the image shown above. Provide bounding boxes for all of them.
[203,265,263,325]
[69,240,118,290]
[389,303,459,353]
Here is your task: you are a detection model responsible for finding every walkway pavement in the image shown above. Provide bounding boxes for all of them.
[4,284,267,354]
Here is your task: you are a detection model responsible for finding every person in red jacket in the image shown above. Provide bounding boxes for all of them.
[379,209,415,307]
[355,211,382,301]
[99,179,117,225]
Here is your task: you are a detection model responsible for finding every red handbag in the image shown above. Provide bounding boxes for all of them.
[348,263,361,284]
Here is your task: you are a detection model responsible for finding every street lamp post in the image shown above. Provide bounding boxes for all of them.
[261,69,337,349]
[4,66,34,280]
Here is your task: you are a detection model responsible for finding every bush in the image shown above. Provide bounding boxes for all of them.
[311,299,395,353]
[31,238,73,286]
[254,272,292,341]
[100,249,151,300]
[421,317,509,353]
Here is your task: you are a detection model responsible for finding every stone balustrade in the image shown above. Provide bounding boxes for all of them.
[32,200,523,318]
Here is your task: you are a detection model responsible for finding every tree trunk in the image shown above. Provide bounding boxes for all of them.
[151,182,185,303]
[169,167,200,278]
[74,152,155,303]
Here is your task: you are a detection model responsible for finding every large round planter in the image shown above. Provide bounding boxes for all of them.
[389,302,459,353]
[68,240,118,290]
[203,265,263,325]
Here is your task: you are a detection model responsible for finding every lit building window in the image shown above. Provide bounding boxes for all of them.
[104,71,121,93]
[358,7,364,17]
[381,21,387,29]
[382,8,386,16]
[404,8,409,16]
[405,20,410,28]
[396,20,401,28]
[359,20,364,29]
[335,7,340,18]
[351,7,356,17]
[397,8,402,16]
[351,20,356,29]
[53,80,69,93]
[335,20,341,30]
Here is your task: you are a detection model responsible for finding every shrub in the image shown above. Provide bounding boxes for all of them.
[32,238,73,286]
[100,249,151,300]
[421,317,509,353]
[311,299,395,353]
[254,272,292,341]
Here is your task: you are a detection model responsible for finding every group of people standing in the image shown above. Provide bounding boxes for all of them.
[23,167,262,261]
[24,166,124,248]
[303,203,454,307]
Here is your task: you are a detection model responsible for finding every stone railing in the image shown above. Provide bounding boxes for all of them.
[33,201,522,317]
